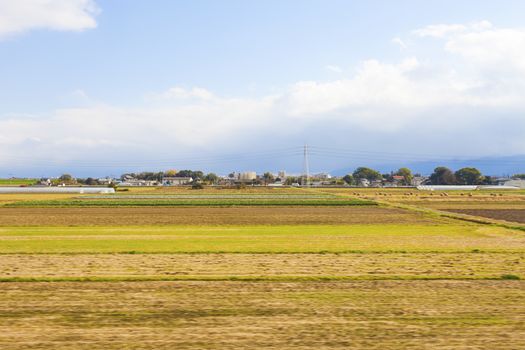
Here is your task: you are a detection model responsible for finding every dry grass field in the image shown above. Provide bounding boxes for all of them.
[1,252,523,281]
[1,281,524,350]
[1,187,525,349]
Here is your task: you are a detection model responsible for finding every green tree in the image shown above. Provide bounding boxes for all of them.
[262,172,275,185]
[175,170,192,177]
[513,174,525,179]
[429,167,456,185]
[191,182,204,190]
[285,176,298,185]
[192,171,204,180]
[352,167,382,181]
[204,173,219,184]
[395,167,413,186]
[85,177,97,186]
[176,170,204,180]
[342,174,354,185]
[58,174,75,184]
[481,175,495,185]
[164,169,177,177]
[455,167,484,185]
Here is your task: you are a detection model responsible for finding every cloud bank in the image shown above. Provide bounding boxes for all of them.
[0,0,99,39]
[2,20,525,174]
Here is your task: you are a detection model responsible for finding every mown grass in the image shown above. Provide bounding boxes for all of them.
[0,274,522,283]
[0,224,523,254]
[1,280,524,349]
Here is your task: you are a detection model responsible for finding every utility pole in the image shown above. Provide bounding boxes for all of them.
[303,144,310,187]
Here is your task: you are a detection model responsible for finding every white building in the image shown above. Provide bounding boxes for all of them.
[120,179,158,186]
[97,178,114,185]
[314,173,332,180]
[411,176,428,186]
[162,177,193,186]
[504,179,525,189]
[238,172,257,182]
[358,178,370,187]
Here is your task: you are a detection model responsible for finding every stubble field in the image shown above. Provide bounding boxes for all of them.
[2,281,524,350]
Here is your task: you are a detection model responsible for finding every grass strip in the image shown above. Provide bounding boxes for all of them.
[0,224,522,253]
[1,249,524,255]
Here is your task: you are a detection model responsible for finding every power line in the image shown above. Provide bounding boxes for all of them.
[1,145,524,169]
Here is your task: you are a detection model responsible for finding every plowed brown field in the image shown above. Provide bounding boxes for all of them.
[0,206,442,226]
[443,209,525,224]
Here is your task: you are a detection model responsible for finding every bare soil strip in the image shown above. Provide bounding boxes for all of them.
[1,281,524,350]
[442,209,525,224]
[0,206,442,226]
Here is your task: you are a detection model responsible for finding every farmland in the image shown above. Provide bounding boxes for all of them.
[0,206,439,226]
[0,178,37,186]
[2,281,524,350]
[4,194,374,207]
[0,224,524,254]
[1,187,524,349]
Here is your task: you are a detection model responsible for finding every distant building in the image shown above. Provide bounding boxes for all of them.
[370,179,383,187]
[278,171,286,179]
[38,178,51,186]
[358,178,370,187]
[417,185,478,191]
[314,173,332,180]
[97,178,114,185]
[120,179,158,186]
[411,176,428,187]
[238,171,257,182]
[162,177,193,186]
[504,179,525,189]
[494,177,511,186]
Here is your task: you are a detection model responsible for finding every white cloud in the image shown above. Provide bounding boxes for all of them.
[0,0,99,39]
[325,65,343,73]
[413,23,467,38]
[146,87,217,101]
[3,20,525,172]
[413,21,492,38]
[445,27,525,73]
[391,37,407,50]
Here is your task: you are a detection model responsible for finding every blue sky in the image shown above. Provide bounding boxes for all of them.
[1,0,525,177]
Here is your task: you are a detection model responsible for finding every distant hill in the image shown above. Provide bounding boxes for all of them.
[332,155,525,177]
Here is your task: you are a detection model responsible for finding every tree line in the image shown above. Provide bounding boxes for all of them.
[50,166,520,187]
[53,170,220,186]
[342,166,494,186]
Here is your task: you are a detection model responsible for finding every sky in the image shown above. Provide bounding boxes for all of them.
[1,0,525,177]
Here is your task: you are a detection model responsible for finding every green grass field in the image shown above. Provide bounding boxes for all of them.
[0,224,523,254]
[0,178,37,186]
